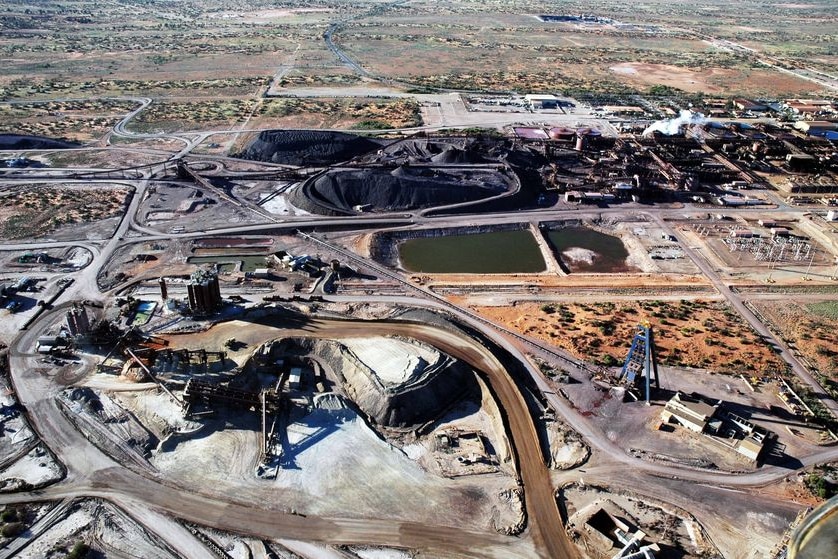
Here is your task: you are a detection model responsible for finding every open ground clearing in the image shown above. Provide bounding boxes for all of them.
[0,100,140,144]
[751,299,838,393]
[105,319,521,533]
[0,185,130,241]
[469,299,787,374]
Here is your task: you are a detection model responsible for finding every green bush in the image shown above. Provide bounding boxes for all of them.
[67,541,90,559]
[0,508,18,523]
[806,474,837,499]
[1,522,24,538]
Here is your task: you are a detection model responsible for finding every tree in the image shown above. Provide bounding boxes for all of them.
[67,541,90,559]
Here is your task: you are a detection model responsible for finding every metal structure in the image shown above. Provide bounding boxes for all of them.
[183,378,284,456]
[66,305,91,337]
[187,269,222,315]
[158,277,168,300]
[617,322,660,404]
[723,234,813,262]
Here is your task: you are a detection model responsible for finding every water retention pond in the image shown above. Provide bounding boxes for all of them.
[396,226,632,274]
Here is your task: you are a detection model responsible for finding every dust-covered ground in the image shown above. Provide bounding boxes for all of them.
[751,299,838,386]
[13,499,179,559]
[559,482,722,559]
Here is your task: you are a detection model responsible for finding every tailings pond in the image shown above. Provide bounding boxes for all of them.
[546,226,635,273]
[399,230,545,273]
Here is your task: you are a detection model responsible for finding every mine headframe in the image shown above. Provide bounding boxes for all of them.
[616,321,660,404]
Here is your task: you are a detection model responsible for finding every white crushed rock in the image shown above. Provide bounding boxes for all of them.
[547,421,590,470]
[349,547,414,559]
[17,506,92,559]
[342,337,441,385]
[562,247,598,265]
[401,443,425,461]
[0,444,62,490]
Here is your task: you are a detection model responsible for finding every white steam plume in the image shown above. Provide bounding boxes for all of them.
[642,109,707,137]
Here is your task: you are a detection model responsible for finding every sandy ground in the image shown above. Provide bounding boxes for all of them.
[147,401,511,532]
[119,319,524,534]
[0,377,36,464]
[350,547,413,559]
[608,62,820,96]
[399,399,514,478]
[546,421,590,470]
[560,361,830,472]
[468,299,786,374]
[192,525,272,559]
[750,299,838,383]
[16,499,178,559]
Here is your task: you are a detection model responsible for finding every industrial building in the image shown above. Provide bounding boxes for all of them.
[793,121,838,137]
[661,392,720,433]
[785,99,836,116]
[583,506,660,558]
[661,392,773,463]
[187,269,223,315]
[733,99,769,113]
[524,94,561,110]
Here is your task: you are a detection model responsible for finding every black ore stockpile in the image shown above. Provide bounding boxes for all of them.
[0,134,80,150]
[297,166,509,214]
[235,130,384,166]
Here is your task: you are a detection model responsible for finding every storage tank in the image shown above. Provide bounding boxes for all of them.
[548,127,575,141]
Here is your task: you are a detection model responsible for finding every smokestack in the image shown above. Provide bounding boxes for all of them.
[575,133,587,151]
[159,277,168,300]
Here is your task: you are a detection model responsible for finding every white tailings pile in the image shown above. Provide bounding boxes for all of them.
[562,247,598,266]
[342,337,442,386]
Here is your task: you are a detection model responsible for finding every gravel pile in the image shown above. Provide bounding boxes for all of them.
[0,134,80,150]
[363,138,490,165]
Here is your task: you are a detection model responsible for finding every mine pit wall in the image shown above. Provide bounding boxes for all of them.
[318,342,474,427]
[308,338,479,428]
[369,223,532,270]
[475,374,514,468]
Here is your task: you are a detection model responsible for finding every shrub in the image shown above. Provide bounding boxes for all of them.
[0,509,18,523]
[1,522,24,538]
[67,541,90,559]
